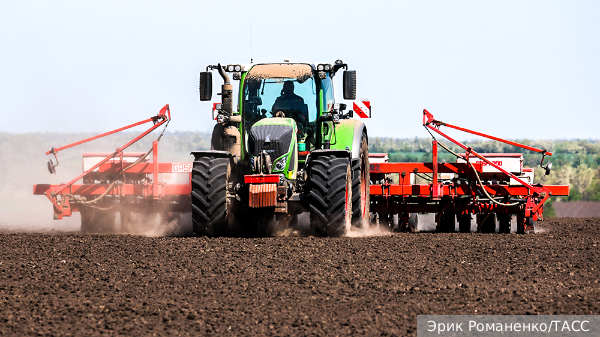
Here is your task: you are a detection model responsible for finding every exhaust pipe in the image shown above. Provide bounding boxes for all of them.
[217,63,233,115]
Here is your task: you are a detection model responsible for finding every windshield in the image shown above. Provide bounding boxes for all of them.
[243,64,318,148]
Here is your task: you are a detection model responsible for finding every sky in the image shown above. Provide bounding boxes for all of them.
[1,0,599,140]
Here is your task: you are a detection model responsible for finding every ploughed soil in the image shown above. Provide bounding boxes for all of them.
[0,218,599,336]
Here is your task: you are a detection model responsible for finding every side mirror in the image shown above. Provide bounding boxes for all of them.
[199,71,213,101]
[343,70,356,100]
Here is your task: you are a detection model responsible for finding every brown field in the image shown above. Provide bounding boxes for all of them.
[0,217,599,336]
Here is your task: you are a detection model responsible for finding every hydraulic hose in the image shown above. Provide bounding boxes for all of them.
[435,140,520,207]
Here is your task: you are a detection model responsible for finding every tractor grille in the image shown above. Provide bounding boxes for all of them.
[248,125,293,162]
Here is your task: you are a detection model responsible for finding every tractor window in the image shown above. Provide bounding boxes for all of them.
[321,73,334,112]
[243,77,317,125]
[243,77,317,147]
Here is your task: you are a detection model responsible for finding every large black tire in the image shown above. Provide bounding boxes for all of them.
[498,214,511,234]
[191,156,229,237]
[351,134,370,228]
[308,155,352,237]
[80,207,115,233]
[458,213,472,233]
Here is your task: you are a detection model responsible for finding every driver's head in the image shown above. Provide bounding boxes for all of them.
[283,80,294,95]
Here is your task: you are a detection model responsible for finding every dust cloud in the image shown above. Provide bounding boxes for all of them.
[1,131,197,233]
[344,216,392,237]
[116,211,193,237]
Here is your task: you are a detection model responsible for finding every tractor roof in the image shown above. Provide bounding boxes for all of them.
[245,63,314,83]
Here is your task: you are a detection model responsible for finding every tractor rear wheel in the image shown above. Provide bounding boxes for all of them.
[308,154,352,237]
[191,156,230,237]
[352,134,370,228]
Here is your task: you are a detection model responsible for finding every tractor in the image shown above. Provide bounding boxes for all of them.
[192,60,371,237]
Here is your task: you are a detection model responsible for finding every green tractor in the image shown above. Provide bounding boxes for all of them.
[192,60,370,237]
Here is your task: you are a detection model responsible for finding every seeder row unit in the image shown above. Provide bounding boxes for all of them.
[369,110,569,233]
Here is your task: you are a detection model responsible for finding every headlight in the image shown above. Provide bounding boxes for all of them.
[226,64,243,72]
[250,156,255,169]
[274,156,288,171]
[318,64,331,71]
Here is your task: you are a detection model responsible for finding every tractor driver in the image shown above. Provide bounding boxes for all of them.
[271,80,308,133]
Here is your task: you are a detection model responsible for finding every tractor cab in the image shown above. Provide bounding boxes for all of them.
[241,63,334,152]
[199,61,357,178]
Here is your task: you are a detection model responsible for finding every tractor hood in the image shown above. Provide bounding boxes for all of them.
[248,118,298,178]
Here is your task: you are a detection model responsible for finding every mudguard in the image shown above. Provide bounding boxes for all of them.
[329,119,367,160]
